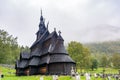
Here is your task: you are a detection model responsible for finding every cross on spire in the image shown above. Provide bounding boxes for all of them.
[58,30,61,35]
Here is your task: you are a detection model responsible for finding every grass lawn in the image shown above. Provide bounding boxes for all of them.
[0,66,119,80]
[1,75,118,80]
[77,68,119,74]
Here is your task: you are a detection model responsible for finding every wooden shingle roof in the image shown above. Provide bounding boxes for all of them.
[49,54,75,63]
[39,56,49,65]
[20,52,30,59]
[29,57,40,66]
[30,49,40,57]
[51,41,67,54]
[30,30,49,49]
[44,31,58,41]
[16,60,28,68]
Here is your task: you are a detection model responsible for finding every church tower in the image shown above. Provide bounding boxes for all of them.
[36,10,47,40]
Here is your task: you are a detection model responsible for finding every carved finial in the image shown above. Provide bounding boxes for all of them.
[40,9,43,21]
[58,30,61,35]
[41,9,42,16]
[54,28,56,31]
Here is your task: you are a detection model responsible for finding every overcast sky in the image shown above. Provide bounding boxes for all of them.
[0,0,120,47]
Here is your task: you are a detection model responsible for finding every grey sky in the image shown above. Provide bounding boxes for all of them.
[0,0,120,47]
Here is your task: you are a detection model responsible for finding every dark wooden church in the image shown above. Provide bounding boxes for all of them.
[15,11,76,76]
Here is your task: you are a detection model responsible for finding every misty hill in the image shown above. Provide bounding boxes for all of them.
[84,40,120,54]
[82,25,120,43]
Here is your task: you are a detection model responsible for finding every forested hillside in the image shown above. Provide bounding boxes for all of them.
[84,40,120,54]
[83,41,120,68]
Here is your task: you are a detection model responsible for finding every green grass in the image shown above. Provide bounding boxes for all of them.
[88,68,118,74]
[1,75,117,80]
[0,66,119,80]
[77,68,119,74]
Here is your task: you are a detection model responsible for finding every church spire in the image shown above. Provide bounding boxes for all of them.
[39,10,45,28]
[40,9,43,21]
[37,10,46,37]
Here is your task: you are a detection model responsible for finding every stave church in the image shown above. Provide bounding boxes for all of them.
[15,11,76,76]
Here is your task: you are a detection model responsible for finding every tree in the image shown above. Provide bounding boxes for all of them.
[100,55,108,70]
[0,29,20,64]
[20,46,30,53]
[82,47,91,70]
[67,41,91,72]
[91,58,98,70]
[111,53,120,69]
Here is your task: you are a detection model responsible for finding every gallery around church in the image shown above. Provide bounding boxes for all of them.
[15,11,76,76]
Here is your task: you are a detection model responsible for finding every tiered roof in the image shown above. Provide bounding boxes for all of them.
[16,11,75,70]
[16,52,30,69]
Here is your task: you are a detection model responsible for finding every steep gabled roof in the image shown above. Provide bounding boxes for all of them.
[30,30,49,49]
[57,35,64,41]
[50,35,67,54]
[43,33,67,54]
[44,31,58,41]
[51,42,67,54]
[39,31,58,56]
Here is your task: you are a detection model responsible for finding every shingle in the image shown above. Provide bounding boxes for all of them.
[44,31,58,41]
[39,56,50,65]
[49,54,75,63]
[51,40,67,54]
[30,49,40,57]
[57,35,64,41]
[17,60,28,68]
[29,57,40,66]
[20,52,30,59]
[30,30,49,49]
